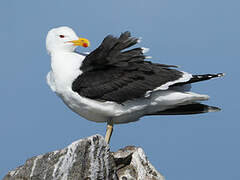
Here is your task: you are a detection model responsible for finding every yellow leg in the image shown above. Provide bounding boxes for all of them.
[105,121,113,144]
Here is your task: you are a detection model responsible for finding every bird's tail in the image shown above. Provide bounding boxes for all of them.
[147,103,221,116]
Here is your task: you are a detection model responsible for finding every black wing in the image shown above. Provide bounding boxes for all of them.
[72,31,185,103]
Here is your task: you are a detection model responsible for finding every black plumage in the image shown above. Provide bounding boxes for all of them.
[72,32,222,103]
[171,73,225,87]
[72,32,185,103]
[147,103,220,115]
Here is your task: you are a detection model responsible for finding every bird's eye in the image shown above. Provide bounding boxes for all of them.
[59,35,65,38]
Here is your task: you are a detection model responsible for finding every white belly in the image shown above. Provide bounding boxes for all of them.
[47,60,209,125]
[59,88,148,124]
[47,72,209,124]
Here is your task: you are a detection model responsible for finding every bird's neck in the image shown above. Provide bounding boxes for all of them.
[50,51,84,92]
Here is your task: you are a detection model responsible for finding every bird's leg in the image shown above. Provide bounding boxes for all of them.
[105,120,113,144]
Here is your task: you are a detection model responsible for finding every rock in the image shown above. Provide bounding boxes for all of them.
[3,135,165,180]
[3,135,117,180]
[113,146,165,180]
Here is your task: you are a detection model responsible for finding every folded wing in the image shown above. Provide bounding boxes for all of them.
[72,32,193,103]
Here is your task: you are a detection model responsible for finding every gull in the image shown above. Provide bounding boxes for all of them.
[46,26,224,143]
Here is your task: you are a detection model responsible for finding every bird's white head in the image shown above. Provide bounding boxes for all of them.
[46,26,90,54]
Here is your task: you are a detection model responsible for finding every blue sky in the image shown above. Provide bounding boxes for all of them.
[0,0,239,179]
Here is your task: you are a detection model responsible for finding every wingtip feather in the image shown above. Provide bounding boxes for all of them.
[217,73,226,77]
[207,106,221,112]
[141,47,150,54]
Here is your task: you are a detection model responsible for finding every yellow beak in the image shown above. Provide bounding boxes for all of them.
[70,38,90,47]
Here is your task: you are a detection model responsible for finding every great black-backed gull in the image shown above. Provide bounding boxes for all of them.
[46,26,224,143]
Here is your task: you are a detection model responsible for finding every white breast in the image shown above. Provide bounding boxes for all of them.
[49,52,84,93]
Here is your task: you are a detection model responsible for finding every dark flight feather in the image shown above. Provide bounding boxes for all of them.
[72,32,222,103]
[147,103,220,115]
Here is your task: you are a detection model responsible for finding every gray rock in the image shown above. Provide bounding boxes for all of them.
[3,135,165,180]
[113,146,165,180]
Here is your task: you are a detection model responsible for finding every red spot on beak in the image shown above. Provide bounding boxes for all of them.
[83,43,88,47]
